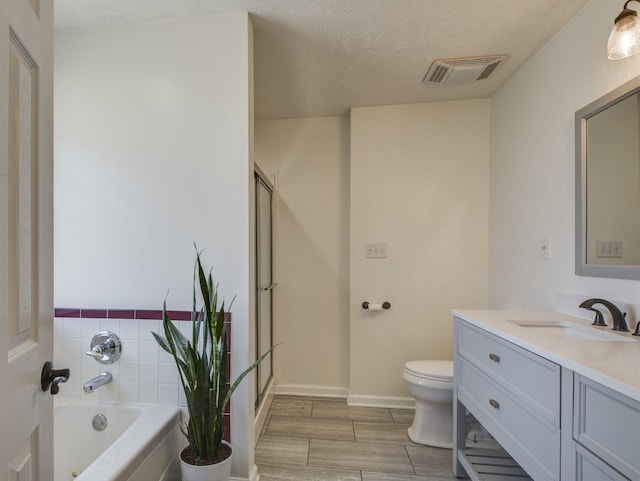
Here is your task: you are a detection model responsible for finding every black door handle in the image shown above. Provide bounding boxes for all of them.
[41,361,70,395]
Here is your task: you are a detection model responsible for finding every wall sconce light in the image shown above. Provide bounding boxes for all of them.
[608,0,640,59]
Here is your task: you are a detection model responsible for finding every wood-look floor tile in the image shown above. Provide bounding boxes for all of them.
[390,408,415,424]
[260,396,458,480]
[257,463,361,481]
[354,421,416,446]
[255,435,309,466]
[308,439,415,474]
[261,415,271,435]
[406,445,454,477]
[362,472,454,481]
[269,397,313,417]
[312,401,394,422]
[266,415,355,441]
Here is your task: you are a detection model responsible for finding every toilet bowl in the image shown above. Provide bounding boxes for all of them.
[403,360,454,448]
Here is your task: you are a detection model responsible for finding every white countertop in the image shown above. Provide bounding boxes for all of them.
[452,309,640,402]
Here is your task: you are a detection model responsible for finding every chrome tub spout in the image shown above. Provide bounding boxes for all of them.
[83,372,112,393]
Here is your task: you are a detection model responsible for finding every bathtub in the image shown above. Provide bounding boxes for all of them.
[54,399,181,481]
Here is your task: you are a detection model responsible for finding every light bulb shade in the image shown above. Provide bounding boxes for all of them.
[608,9,640,59]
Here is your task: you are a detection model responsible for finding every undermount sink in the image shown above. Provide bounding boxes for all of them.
[507,319,636,342]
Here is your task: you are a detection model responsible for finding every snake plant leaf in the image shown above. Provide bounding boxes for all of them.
[152,331,171,354]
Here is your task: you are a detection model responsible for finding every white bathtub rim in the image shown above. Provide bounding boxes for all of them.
[55,399,180,481]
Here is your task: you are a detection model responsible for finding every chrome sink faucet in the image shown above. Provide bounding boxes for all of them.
[579,298,629,332]
[83,372,112,393]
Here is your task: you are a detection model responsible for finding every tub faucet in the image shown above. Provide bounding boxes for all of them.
[83,372,113,393]
[579,298,629,331]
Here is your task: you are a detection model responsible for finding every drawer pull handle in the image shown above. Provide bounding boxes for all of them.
[489,353,501,363]
[489,399,500,410]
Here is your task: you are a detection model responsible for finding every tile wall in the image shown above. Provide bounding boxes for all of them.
[53,308,231,437]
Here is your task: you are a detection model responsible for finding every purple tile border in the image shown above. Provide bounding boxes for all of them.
[135,309,164,320]
[165,310,192,321]
[54,308,81,318]
[82,309,108,319]
[223,414,231,443]
[55,308,232,323]
[108,309,135,319]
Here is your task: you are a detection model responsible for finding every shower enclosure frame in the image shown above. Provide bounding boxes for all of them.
[255,166,275,409]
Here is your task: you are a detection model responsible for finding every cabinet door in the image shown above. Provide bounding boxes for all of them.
[574,375,640,479]
[576,444,629,481]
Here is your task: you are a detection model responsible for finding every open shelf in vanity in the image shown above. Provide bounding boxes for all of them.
[457,447,533,481]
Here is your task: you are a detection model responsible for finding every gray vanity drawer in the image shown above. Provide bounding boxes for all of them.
[457,320,560,425]
[457,357,560,481]
[574,375,640,479]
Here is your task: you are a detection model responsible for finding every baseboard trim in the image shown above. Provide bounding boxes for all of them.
[250,463,260,481]
[275,383,348,399]
[254,378,275,443]
[273,384,414,409]
[230,464,259,481]
[347,393,415,409]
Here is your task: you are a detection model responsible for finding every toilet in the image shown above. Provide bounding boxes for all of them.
[403,360,455,448]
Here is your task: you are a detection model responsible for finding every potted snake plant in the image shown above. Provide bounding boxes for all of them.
[153,248,275,481]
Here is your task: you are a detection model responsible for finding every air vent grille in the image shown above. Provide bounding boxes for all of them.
[423,55,509,85]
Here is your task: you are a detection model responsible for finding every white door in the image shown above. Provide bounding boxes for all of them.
[1,0,55,480]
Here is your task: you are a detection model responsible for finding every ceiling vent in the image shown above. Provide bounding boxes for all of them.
[423,55,509,86]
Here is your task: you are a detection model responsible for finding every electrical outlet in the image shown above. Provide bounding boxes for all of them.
[596,240,623,258]
[538,237,551,260]
[365,242,388,258]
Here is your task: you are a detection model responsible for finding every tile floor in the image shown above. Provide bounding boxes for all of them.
[255,395,457,481]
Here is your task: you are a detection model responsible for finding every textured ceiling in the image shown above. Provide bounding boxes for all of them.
[54,0,590,119]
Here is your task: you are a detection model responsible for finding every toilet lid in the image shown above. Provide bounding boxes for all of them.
[405,360,453,382]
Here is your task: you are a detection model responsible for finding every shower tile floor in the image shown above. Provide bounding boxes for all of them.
[256,396,457,481]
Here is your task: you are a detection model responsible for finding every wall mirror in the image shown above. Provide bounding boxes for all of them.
[576,74,640,280]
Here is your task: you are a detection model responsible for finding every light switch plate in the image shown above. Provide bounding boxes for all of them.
[365,242,387,258]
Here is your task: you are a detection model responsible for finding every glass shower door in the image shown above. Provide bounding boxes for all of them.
[255,172,273,407]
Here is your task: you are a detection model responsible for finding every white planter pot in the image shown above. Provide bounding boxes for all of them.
[180,442,232,481]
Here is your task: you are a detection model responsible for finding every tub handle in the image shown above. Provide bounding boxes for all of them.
[41,361,70,395]
[86,345,105,361]
[86,331,122,364]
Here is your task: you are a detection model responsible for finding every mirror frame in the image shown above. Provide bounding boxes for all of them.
[576,74,640,280]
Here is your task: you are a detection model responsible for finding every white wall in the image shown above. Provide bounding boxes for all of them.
[349,100,490,402]
[255,117,350,394]
[490,0,640,310]
[54,13,256,478]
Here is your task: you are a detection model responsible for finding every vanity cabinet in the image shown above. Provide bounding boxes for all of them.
[454,319,560,481]
[453,315,640,481]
